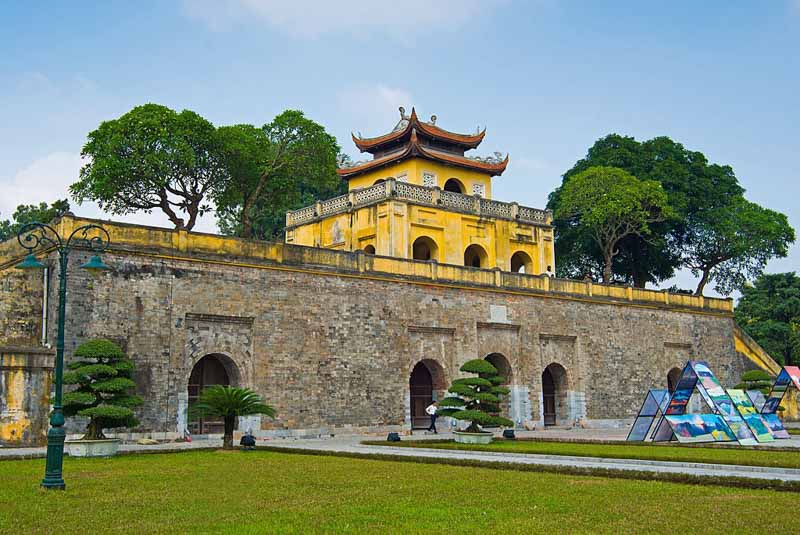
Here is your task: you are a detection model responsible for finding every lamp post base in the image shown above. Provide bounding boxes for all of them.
[40,424,66,491]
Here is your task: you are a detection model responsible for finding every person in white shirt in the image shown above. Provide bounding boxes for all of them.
[425,401,439,434]
[545,265,555,278]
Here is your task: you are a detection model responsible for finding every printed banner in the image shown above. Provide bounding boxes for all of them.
[664,414,736,443]
[727,389,774,443]
[693,362,756,445]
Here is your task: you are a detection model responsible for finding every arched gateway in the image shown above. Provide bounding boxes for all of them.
[409,360,446,429]
[188,354,238,435]
[542,363,568,426]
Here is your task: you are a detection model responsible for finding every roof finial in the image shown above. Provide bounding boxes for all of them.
[399,106,407,120]
[430,115,437,125]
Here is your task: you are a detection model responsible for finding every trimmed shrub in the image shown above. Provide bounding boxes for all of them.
[439,359,513,433]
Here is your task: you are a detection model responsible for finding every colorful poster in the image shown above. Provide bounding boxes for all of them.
[628,416,655,441]
[664,414,736,443]
[728,389,774,442]
[692,361,756,444]
[762,413,790,439]
[762,369,791,414]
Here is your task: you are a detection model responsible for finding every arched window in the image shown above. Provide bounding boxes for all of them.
[412,236,438,261]
[363,244,375,255]
[510,251,533,273]
[485,353,513,422]
[464,244,488,268]
[443,178,465,194]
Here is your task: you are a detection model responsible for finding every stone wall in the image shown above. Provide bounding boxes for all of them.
[0,347,53,446]
[34,245,748,437]
[0,217,756,438]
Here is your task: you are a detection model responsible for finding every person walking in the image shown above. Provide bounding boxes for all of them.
[425,401,439,434]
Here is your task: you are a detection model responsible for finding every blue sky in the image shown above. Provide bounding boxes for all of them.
[1,1,798,294]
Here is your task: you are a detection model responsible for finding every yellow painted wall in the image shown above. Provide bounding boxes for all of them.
[347,158,493,198]
[288,198,554,274]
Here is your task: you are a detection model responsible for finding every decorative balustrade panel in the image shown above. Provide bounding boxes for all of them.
[287,205,316,226]
[396,182,434,204]
[320,194,350,215]
[440,190,475,212]
[481,199,513,219]
[518,206,549,223]
[353,184,387,206]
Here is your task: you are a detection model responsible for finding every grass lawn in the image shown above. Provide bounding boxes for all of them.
[365,438,800,469]
[0,450,797,534]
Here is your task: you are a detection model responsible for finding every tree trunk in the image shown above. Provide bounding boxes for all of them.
[603,253,613,284]
[223,415,235,449]
[694,269,710,296]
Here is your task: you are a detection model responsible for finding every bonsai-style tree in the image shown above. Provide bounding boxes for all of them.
[63,339,142,440]
[735,369,775,396]
[438,359,513,433]
[190,386,276,449]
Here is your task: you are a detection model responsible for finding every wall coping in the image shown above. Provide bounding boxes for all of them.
[0,214,734,316]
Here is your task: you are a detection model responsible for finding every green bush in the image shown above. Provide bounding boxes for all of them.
[439,359,513,433]
[63,339,142,440]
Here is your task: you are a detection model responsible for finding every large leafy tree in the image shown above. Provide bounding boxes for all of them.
[682,198,794,295]
[0,199,70,241]
[214,110,343,240]
[71,103,227,231]
[549,134,743,286]
[735,273,800,366]
[190,385,276,449]
[554,166,672,284]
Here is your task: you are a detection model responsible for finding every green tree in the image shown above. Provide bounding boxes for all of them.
[214,110,343,240]
[0,199,70,241]
[682,198,794,295]
[63,339,142,440]
[190,385,276,448]
[71,103,226,231]
[438,359,513,433]
[549,134,743,286]
[735,272,800,366]
[554,166,672,284]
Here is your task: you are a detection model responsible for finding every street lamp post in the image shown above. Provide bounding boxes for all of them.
[16,221,111,490]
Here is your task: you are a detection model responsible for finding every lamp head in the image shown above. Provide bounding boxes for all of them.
[80,255,111,272]
[16,254,46,270]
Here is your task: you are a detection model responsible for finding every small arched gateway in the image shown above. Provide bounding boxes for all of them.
[464,244,488,268]
[188,354,240,435]
[510,251,533,274]
[412,236,439,262]
[484,353,513,421]
[542,363,568,426]
[409,359,446,429]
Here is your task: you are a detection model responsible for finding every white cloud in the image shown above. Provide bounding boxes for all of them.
[337,84,413,140]
[0,152,218,234]
[183,0,504,38]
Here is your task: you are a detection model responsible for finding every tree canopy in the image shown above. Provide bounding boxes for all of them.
[735,272,800,366]
[681,197,794,295]
[214,110,343,240]
[71,103,227,231]
[554,166,672,284]
[549,134,793,294]
[0,199,70,242]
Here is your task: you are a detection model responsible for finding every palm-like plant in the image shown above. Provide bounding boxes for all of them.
[190,386,276,448]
